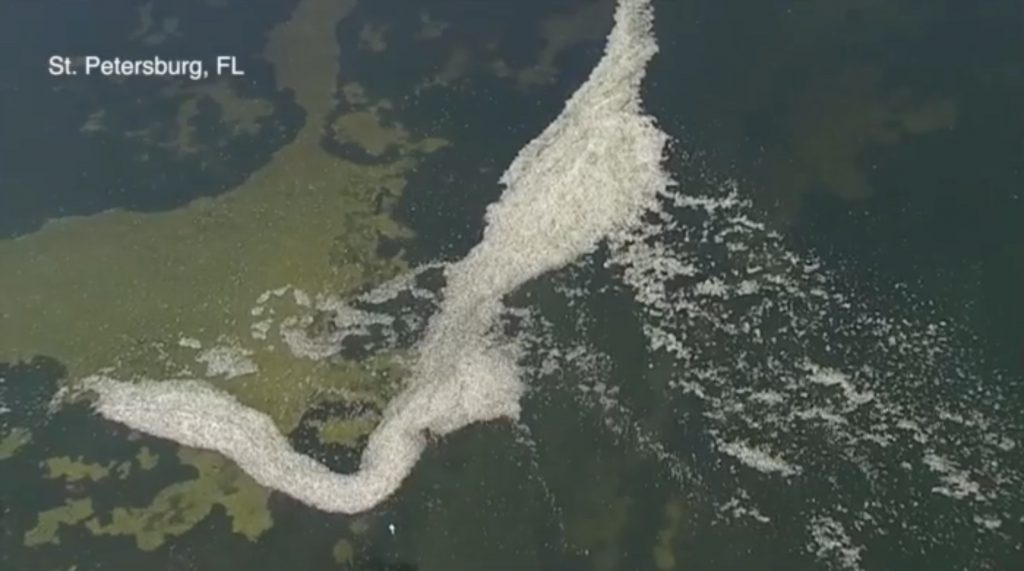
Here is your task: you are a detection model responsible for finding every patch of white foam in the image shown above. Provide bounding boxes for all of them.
[177,336,202,350]
[280,304,393,360]
[809,516,864,570]
[922,452,983,500]
[802,361,875,408]
[85,0,670,514]
[720,493,772,524]
[719,440,801,477]
[195,345,257,379]
[250,318,273,341]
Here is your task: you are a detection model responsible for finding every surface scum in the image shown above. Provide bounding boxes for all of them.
[85,0,671,515]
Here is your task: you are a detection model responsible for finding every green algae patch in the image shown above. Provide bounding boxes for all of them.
[482,0,613,87]
[518,0,615,86]
[568,494,630,571]
[417,12,448,40]
[769,67,957,203]
[130,1,179,46]
[44,456,112,483]
[24,498,94,547]
[84,448,272,550]
[0,427,32,460]
[123,80,275,157]
[331,99,449,159]
[114,461,133,479]
[136,446,159,470]
[332,537,356,564]
[358,23,388,52]
[318,414,380,447]
[177,82,275,138]
[653,497,685,570]
[349,517,371,535]
[334,111,412,156]
[559,454,633,571]
[0,145,412,388]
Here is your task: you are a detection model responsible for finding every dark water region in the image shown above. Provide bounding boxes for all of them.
[290,399,379,474]
[388,423,570,569]
[0,0,301,237]
[647,0,1024,375]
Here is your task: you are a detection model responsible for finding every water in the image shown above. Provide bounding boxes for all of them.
[1,0,1022,569]
[0,0,299,238]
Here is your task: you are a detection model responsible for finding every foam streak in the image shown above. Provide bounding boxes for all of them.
[86,0,670,514]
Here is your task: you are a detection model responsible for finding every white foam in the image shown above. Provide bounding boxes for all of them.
[809,516,864,570]
[803,361,875,407]
[195,345,258,379]
[83,377,410,513]
[608,166,1023,563]
[177,336,202,350]
[85,0,670,514]
[719,440,801,477]
[922,452,983,500]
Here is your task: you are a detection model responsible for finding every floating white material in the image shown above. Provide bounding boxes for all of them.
[86,0,671,514]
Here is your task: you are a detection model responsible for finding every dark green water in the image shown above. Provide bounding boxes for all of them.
[2,0,1022,569]
[0,0,298,237]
